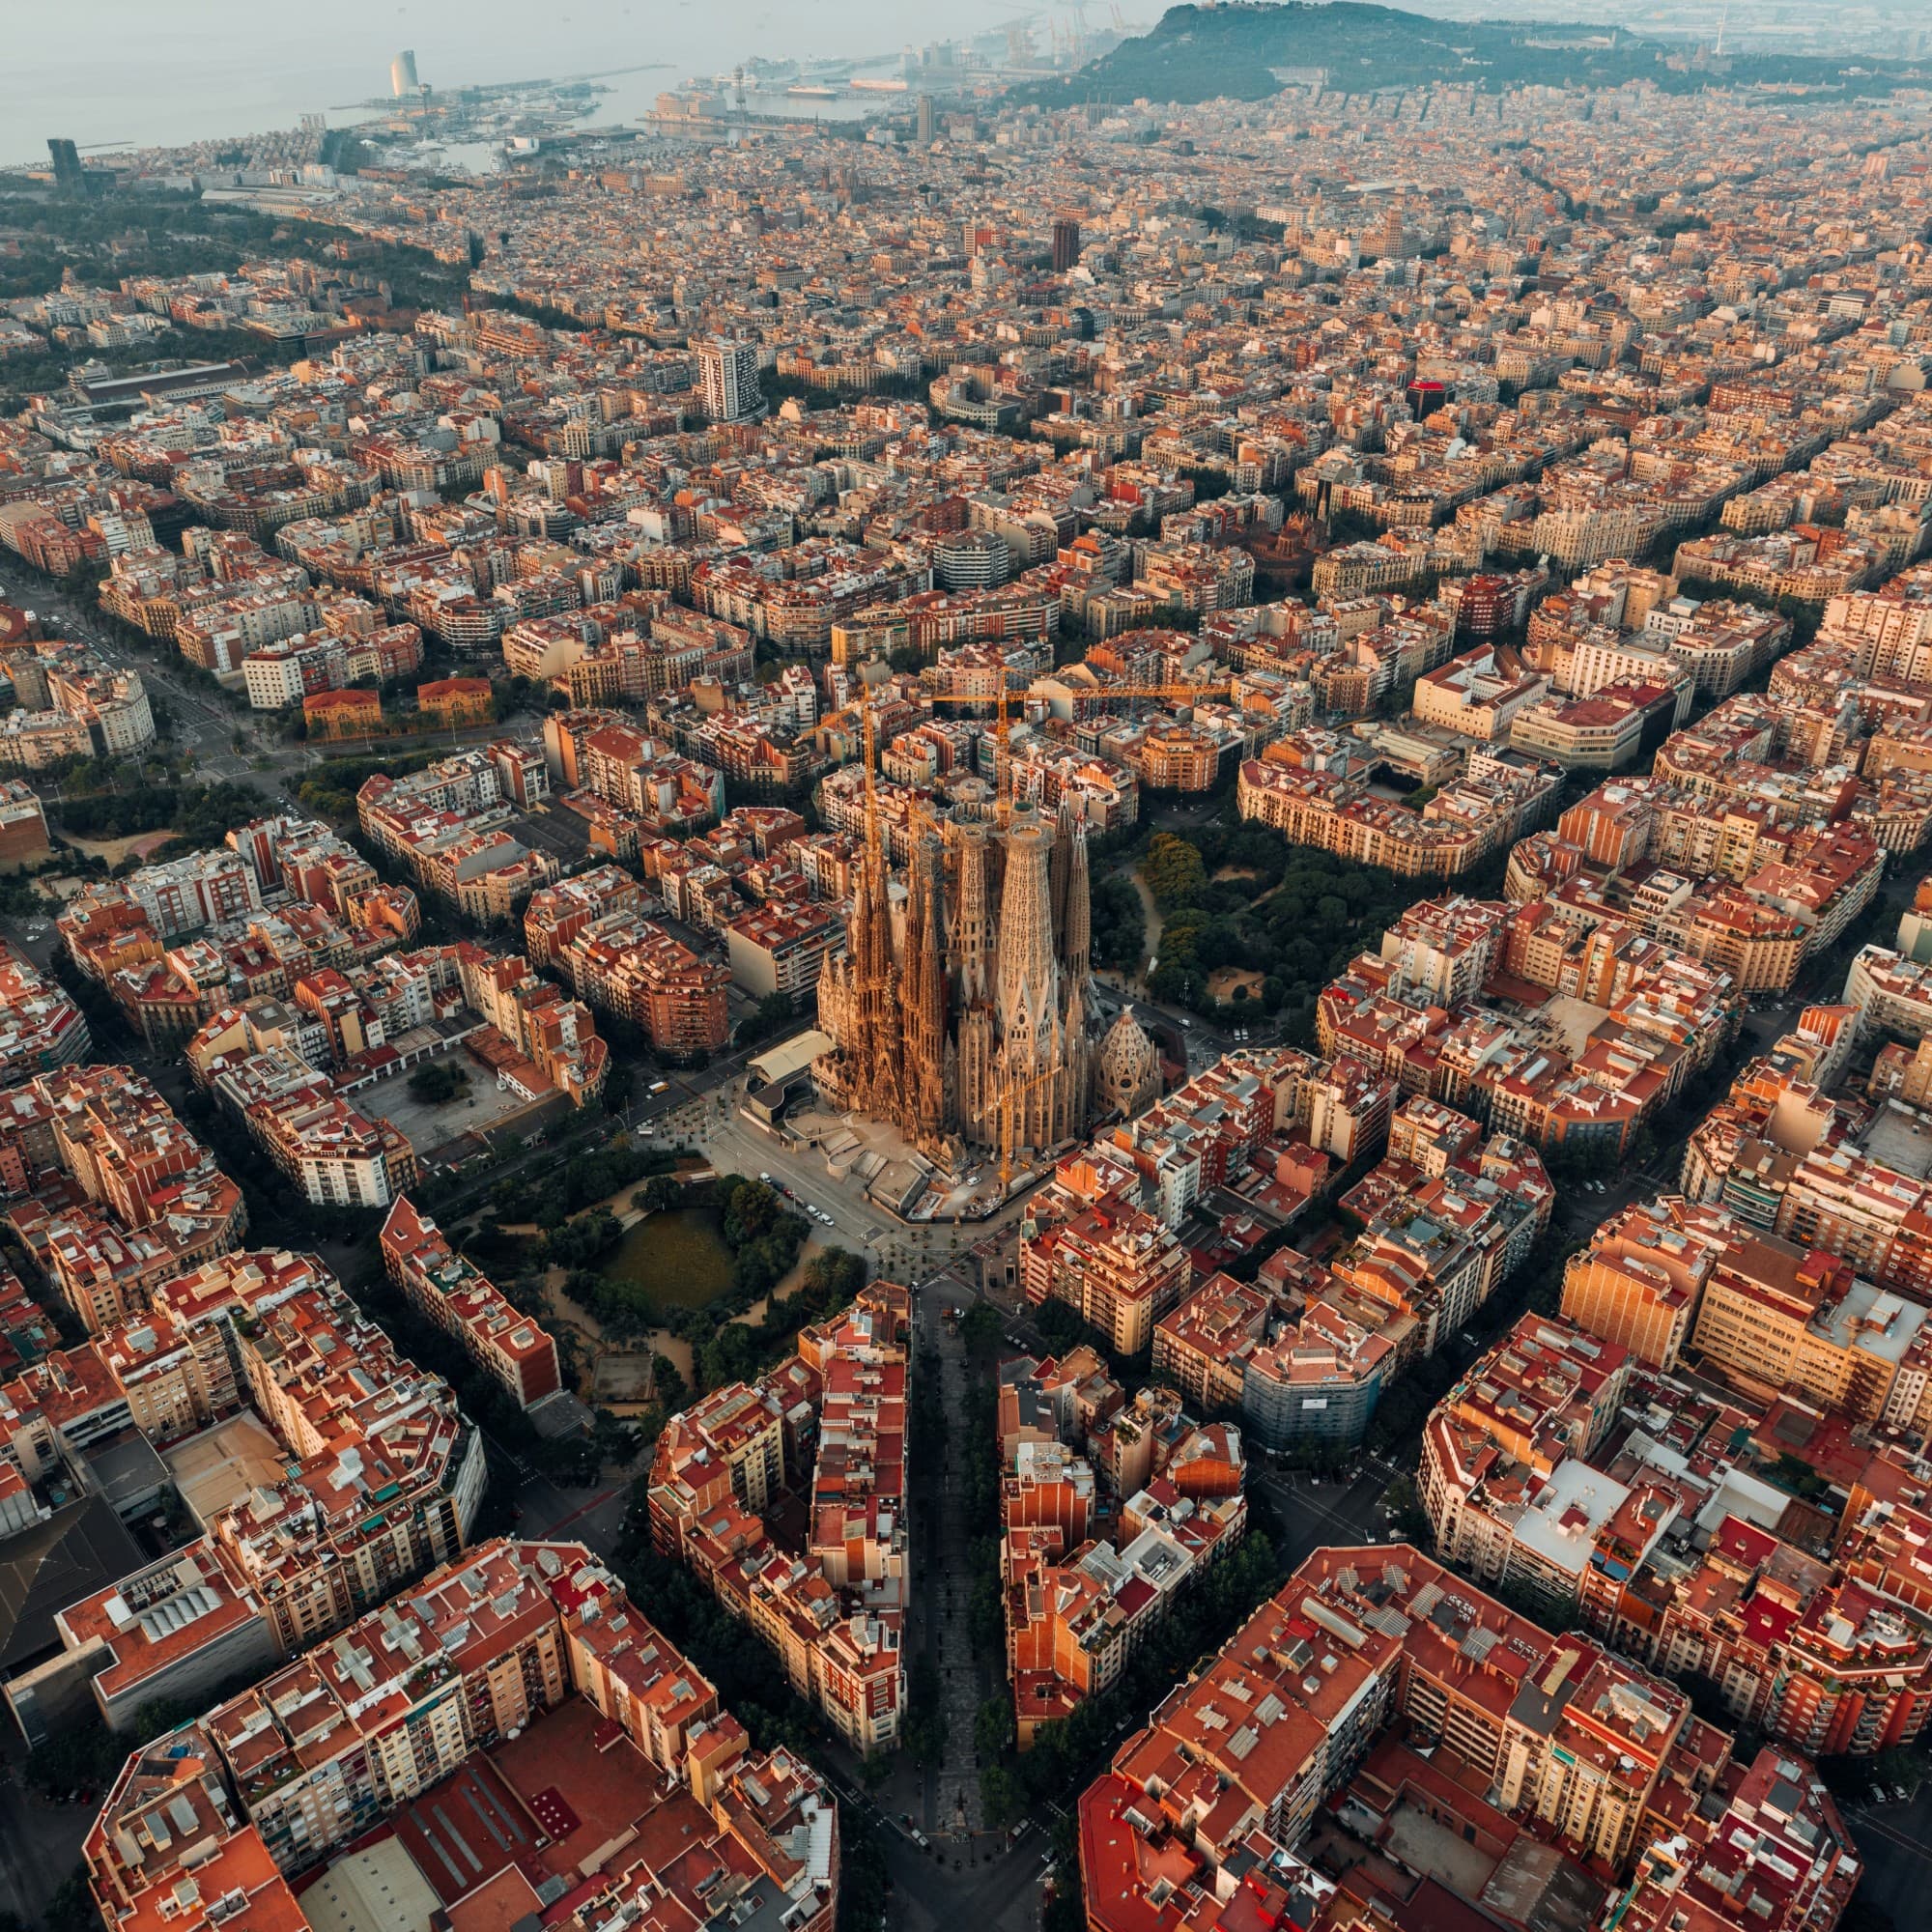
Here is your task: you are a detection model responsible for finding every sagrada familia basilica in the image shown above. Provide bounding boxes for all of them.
[813,796,1159,1168]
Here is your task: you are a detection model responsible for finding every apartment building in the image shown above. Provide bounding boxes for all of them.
[1845,943,1932,1042]
[523,864,644,970]
[1077,1541,1833,1932]
[724,896,845,1000]
[1560,1195,1730,1370]
[1,1249,485,1740]
[1238,741,1559,879]
[0,779,51,872]
[561,910,730,1058]
[0,938,91,1087]
[1154,1271,1393,1452]
[1482,1334,1932,1765]
[1019,1180,1193,1355]
[241,633,351,709]
[1688,1221,1932,1432]
[381,1198,563,1410]
[82,1540,838,1932]
[1321,922,1734,1164]
[697,337,763,423]
[355,746,556,913]
[1419,1314,1634,1598]
[1334,1127,1554,1357]
[1005,1426,1245,1743]
[0,1064,246,1333]
[649,1379,787,1541]
[0,641,155,769]
[994,1345,1245,1742]
[247,1076,419,1208]
[648,1285,909,1753]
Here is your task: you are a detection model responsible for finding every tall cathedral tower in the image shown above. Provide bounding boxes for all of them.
[995,817,1063,1155]
[815,799,1104,1173]
[901,833,950,1138]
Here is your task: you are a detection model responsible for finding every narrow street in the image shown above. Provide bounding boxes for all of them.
[913,1275,984,1843]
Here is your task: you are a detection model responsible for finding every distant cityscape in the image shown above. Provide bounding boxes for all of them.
[5,10,1932,1932]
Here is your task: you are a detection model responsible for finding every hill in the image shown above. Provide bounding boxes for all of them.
[1013,2,1927,105]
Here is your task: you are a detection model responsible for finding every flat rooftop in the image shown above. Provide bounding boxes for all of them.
[1382,1799,1500,1900]
[1815,1278,1925,1366]
[298,1836,440,1932]
[79,1428,171,1517]
[489,1693,674,1874]
[164,1412,291,1529]
[1536,995,1611,1061]
[443,1865,547,1932]
[1861,1102,1932,1180]
[387,1755,538,1907]
[1513,1461,1632,1581]
[356,1058,550,1151]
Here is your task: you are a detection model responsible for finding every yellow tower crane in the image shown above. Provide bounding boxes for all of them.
[996,1055,1065,1195]
[854,676,1239,1192]
[916,676,1238,812]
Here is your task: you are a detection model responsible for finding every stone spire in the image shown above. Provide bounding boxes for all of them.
[997,814,1069,1155]
[958,1004,995,1145]
[901,833,949,1136]
[950,818,992,1007]
[1062,813,1092,983]
[852,831,903,1123]
[1049,798,1072,950]
[997,815,1058,1053]
[1098,1009,1159,1119]
[812,793,1112,1172]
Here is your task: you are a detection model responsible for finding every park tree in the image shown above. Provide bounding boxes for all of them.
[1143,831,1207,911]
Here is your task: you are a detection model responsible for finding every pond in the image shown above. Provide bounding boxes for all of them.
[602,1206,734,1311]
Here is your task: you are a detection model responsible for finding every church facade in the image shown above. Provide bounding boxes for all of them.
[814,798,1150,1166]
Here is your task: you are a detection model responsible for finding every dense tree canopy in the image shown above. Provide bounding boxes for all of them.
[55,780,268,854]
[1134,819,1417,1025]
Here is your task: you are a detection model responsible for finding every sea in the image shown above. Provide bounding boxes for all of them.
[1,0,1040,167]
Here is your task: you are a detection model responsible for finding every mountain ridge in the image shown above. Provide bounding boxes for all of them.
[1011,2,1929,106]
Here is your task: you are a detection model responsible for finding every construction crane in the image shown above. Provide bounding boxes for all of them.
[871,675,1239,818]
[922,683,1024,819]
[853,676,1233,1191]
[1053,0,1091,65]
[997,1055,1065,1194]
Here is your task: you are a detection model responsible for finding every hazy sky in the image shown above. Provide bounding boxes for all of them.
[2,0,1044,162]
